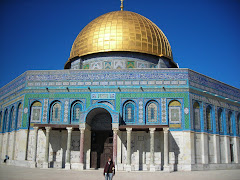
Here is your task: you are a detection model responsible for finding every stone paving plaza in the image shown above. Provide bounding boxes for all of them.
[0,164,240,180]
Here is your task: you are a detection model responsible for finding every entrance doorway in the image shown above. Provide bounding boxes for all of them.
[91,131,113,168]
[85,108,113,169]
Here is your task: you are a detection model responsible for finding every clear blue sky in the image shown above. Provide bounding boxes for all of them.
[0,0,239,89]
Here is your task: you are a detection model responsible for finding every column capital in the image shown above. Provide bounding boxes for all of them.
[33,126,39,131]
[79,128,85,134]
[79,123,91,131]
[163,127,169,133]
[113,128,119,134]
[126,128,132,132]
[149,128,156,133]
[45,127,51,132]
[66,127,73,132]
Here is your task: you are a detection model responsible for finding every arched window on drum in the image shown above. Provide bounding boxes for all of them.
[50,101,61,123]
[123,101,135,123]
[169,100,181,124]
[193,102,201,130]
[71,102,83,124]
[146,101,158,124]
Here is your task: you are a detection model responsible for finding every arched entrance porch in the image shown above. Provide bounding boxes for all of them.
[86,108,113,169]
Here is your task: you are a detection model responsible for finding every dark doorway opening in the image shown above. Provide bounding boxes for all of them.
[86,107,113,169]
[91,131,113,169]
[230,144,234,163]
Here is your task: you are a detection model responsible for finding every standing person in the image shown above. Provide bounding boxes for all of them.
[3,155,9,163]
[103,157,115,180]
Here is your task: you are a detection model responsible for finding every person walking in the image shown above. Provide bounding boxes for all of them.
[3,155,9,163]
[103,157,115,180]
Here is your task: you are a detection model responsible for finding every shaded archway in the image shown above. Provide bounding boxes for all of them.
[85,108,113,169]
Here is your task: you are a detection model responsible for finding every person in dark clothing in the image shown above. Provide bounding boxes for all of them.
[103,157,115,180]
[3,155,9,163]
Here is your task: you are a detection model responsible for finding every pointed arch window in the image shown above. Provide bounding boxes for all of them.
[30,101,42,123]
[71,102,83,123]
[8,107,15,132]
[193,102,200,130]
[238,113,240,135]
[16,103,23,129]
[3,110,8,133]
[124,101,135,123]
[228,111,233,134]
[146,101,158,123]
[206,106,212,131]
[51,102,61,122]
[169,100,181,123]
[0,111,2,132]
[218,108,223,133]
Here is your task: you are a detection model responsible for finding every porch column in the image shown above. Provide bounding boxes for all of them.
[65,127,73,169]
[213,134,220,163]
[126,128,132,171]
[79,128,85,170]
[233,137,239,163]
[30,127,39,168]
[5,132,10,158]
[201,133,208,164]
[163,128,171,172]
[149,128,156,171]
[43,127,51,169]
[113,129,118,164]
[224,136,231,163]
[11,130,17,160]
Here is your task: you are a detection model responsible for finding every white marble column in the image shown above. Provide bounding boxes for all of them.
[30,127,39,168]
[149,128,156,171]
[43,127,51,169]
[113,129,118,165]
[11,131,17,160]
[163,128,172,172]
[224,136,231,163]
[79,128,85,170]
[125,128,132,171]
[65,127,73,169]
[213,134,220,163]
[5,132,10,158]
[201,133,208,164]
[233,137,239,163]
[117,131,123,170]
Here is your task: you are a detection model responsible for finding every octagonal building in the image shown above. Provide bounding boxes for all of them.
[0,9,240,172]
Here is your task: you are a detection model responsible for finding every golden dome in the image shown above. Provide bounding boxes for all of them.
[67,10,173,66]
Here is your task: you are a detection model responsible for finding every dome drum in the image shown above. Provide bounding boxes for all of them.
[66,51,177,70]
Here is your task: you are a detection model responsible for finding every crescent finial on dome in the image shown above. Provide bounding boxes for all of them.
[120,0,124,11]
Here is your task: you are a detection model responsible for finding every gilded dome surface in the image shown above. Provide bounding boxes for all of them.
[68,10,173,64]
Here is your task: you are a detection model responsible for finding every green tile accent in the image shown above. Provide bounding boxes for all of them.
[83,64,89,69]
